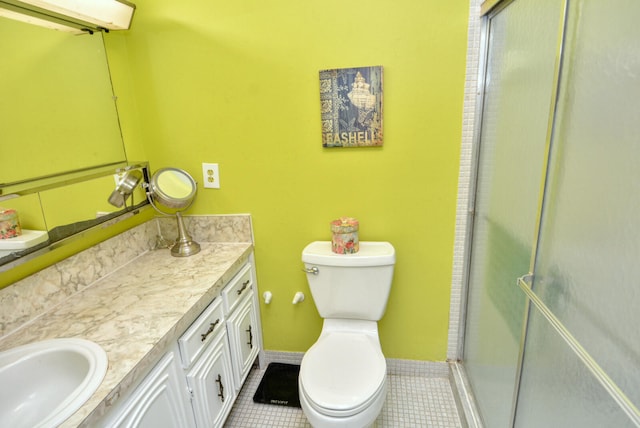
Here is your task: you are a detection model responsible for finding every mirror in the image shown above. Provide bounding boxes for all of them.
[0,16,139,272]
[0,164,149,271]
[0,17,126,184]
[150,168,197,209]
[147,168,200,257]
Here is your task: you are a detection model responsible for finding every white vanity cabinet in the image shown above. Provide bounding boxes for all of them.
[222,263,262,390]
[185,332,234,427]
[179,295,235,427]
[99,346,196,428]
[99,259,262,428]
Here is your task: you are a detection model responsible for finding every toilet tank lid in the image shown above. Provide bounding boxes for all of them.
[302,241,395,267]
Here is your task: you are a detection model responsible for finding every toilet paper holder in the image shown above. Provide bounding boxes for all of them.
[292,292,305,304]
[263,291,272,304]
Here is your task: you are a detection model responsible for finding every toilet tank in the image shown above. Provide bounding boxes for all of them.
[302,241,396,321]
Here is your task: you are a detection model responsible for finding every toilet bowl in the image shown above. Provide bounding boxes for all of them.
[300,241,396,428]
[298,319,387,428]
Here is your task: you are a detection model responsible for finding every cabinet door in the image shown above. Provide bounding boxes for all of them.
[227,291,260,389]
[102,350,195,428]
[187,330,235,428]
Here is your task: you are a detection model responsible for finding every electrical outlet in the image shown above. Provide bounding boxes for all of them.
[202,163,220,189]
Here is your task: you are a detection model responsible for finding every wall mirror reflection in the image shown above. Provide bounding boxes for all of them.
[0,15,143,272]
[0,17,127,184]
[0,165,149,270]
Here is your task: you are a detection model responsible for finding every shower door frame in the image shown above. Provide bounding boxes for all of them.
[457,0,640,426]
[455,0,568,423]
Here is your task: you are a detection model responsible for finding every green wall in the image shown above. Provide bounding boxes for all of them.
[106,0,468,361]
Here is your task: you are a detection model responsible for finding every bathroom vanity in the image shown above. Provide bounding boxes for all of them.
[99,258,261,427]
[0,216,262,428]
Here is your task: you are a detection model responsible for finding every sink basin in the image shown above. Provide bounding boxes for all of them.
[0,338,108,428]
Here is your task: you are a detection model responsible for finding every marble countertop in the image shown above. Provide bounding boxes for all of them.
[0,242,253,427]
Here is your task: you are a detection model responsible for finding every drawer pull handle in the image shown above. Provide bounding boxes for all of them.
[200,319,220,342]
[215,374,225,402]
[246,324,253,349]
[236,279,251,295]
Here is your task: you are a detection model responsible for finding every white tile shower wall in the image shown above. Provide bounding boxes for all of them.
[448,0,482,361]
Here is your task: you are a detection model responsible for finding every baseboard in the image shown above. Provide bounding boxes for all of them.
[261,350,450,378]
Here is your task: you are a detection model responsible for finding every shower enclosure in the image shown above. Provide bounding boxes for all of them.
[461,0,640,426]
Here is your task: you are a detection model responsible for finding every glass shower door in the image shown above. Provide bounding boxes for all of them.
[513,0,640,426]
[462,0,564,426]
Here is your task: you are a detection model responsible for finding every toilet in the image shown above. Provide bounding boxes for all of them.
[299,241,396,428]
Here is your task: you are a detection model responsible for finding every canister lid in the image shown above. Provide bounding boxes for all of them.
[330,217,359,233]
[0,208,17,218]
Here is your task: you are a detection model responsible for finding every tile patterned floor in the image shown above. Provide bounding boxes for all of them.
[224,366,463,427]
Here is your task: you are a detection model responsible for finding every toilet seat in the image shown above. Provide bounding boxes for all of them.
[299,330,387,417]
[300,374,387,418]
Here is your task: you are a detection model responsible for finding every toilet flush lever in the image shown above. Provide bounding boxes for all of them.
[302,266,319,275]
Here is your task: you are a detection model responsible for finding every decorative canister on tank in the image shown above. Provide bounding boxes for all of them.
[0,208,22,239]
[330,217,359,254]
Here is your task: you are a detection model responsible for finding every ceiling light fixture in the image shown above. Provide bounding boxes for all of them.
[0,0,135,34]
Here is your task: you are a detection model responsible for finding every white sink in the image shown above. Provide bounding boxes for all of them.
[0,338,108,428]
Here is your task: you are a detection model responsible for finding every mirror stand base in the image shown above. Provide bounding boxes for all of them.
[171,240,201,257]
[171,212,201,257]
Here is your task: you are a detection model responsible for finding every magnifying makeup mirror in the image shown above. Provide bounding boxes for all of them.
[147,168,200,257]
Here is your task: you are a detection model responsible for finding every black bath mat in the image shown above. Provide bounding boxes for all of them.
[253,363,301,407]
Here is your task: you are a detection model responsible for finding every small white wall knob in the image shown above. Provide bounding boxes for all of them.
[292,291,305,305]
[263,291,272,304]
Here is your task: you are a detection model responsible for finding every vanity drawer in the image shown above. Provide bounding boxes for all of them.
[222,263,253,314]
[178,297,225,369]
